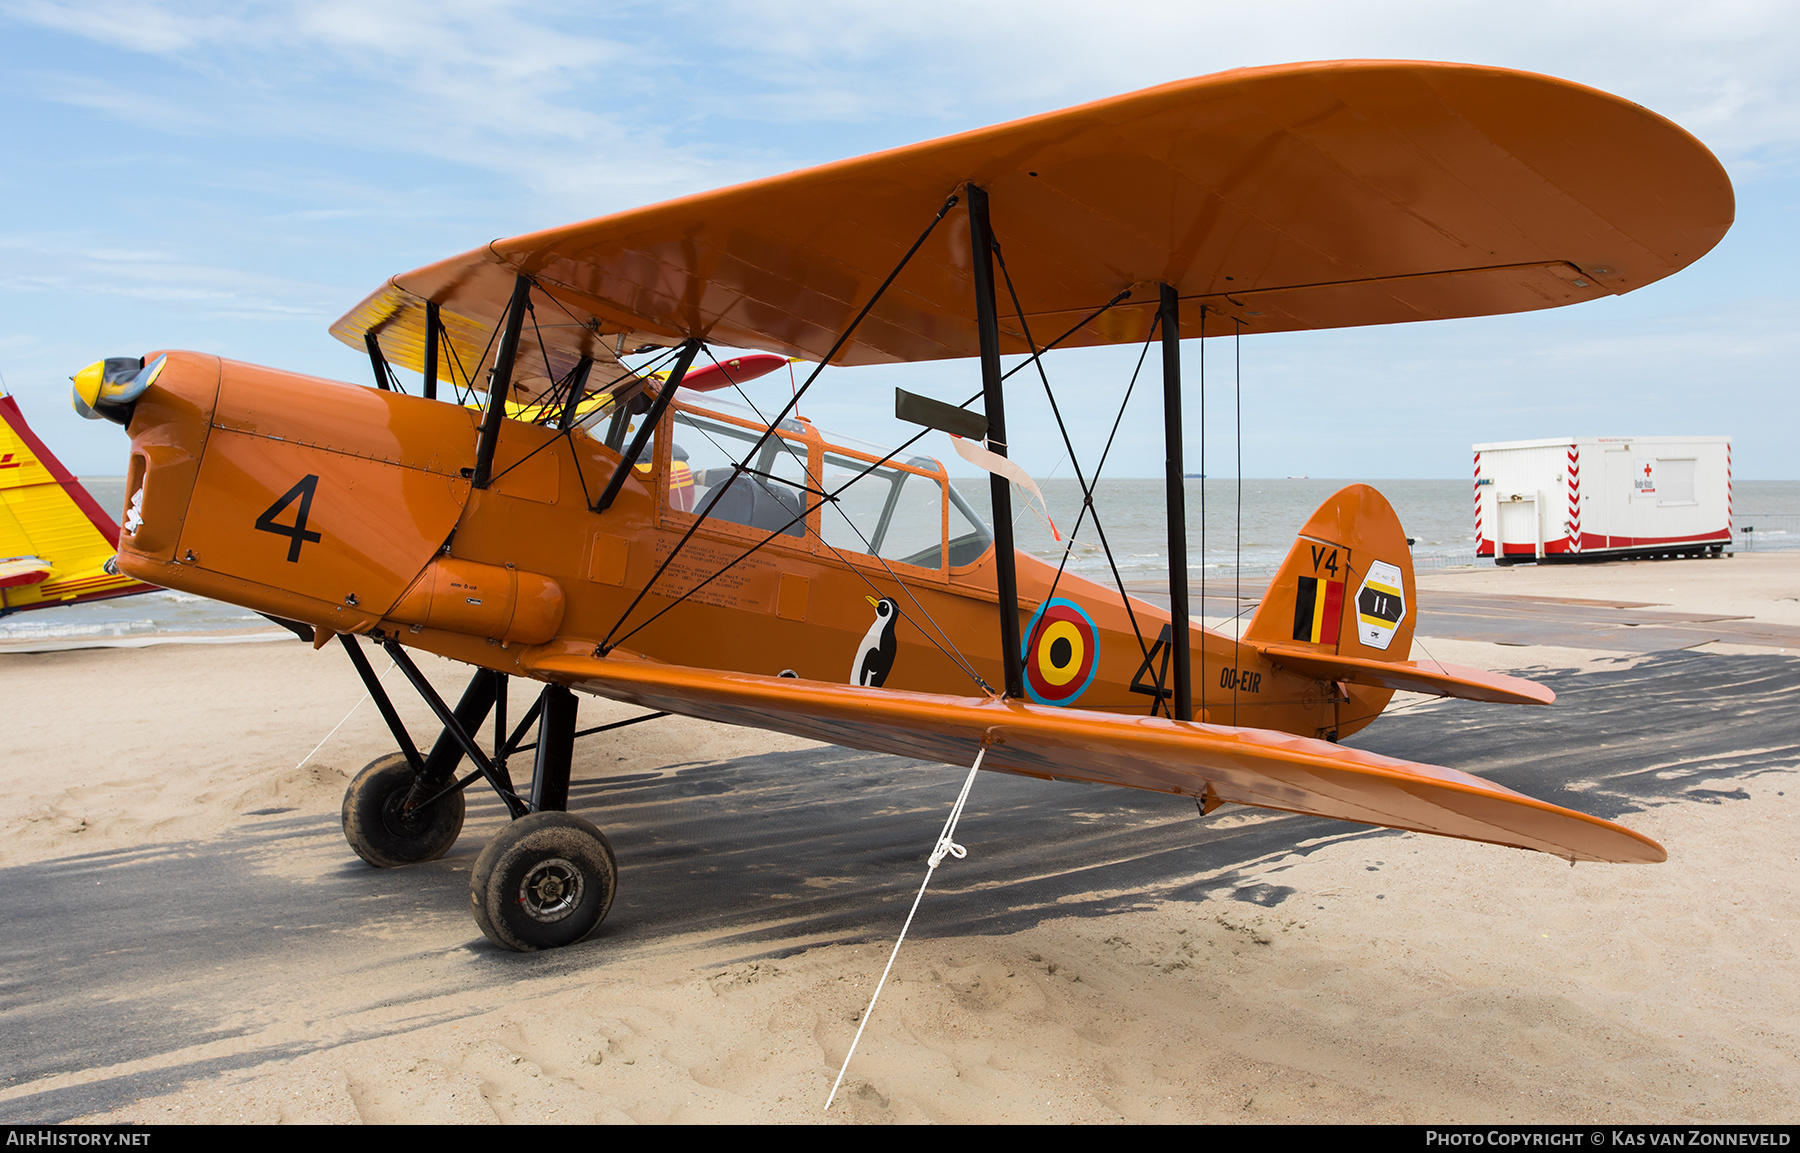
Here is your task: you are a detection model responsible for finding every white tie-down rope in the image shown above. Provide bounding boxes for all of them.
[825,741,989,1111]
[293,656,399,772]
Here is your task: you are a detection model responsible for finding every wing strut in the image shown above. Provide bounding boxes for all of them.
[594,192,962,658]
[967,183,1025,699]
[987,239,1167,710]
[557,357,594,431]
[472,275,535,489]
[422,300,441,401]
[1160,285,1194,721]
[364,333,395,392]
[593,339,700,512]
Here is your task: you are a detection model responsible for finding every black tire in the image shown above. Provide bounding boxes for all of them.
[341,752,466,868]
[470,811,617,952]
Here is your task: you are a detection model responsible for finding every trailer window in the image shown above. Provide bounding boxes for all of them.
[1657,458,1697,505]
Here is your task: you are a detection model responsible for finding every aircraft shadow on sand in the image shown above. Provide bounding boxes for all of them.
[1,651,1789,1121]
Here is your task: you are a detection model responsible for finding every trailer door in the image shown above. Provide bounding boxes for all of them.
[1602,447,1634,548]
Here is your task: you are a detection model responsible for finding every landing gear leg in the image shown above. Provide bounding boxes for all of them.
[529,684,578,813]
[337,634,492,868]
[333,634,631,951]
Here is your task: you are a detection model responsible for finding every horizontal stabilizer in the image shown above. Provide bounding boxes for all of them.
[1255,643,1555,705]
[527,647,1657,863]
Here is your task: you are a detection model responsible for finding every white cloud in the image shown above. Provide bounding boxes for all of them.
[0,232,344,319]
[1,0,232,52]
[3,0,1796,477]
[667,0,1800,164]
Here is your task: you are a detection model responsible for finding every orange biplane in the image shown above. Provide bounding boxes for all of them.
[71,61,1732,950]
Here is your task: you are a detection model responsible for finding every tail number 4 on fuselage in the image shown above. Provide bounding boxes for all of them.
[254,475,323,563]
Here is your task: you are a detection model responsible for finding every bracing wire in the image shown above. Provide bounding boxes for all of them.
[599,413,999,692]
[1198,305,1206,719]
[662,368,993,694]
[598,192,960,654]
[996,288,1134,383]
[697,348,989,688]
[989,243,1160,673]
[483,345,689,493]
[1233,318,1243,726]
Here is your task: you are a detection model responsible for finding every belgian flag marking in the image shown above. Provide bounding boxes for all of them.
[1290,576,1344,645]
[1355,559,1406,651]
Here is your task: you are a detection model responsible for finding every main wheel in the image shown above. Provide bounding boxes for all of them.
[341,752,466,868]
[470,811,617,952]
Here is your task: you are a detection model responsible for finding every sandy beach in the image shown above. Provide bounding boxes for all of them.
[0,552,1795,1124]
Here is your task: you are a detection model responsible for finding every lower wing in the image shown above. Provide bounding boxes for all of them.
[525,646,1662,864]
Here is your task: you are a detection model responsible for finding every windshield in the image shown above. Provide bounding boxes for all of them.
[666,399,993,571]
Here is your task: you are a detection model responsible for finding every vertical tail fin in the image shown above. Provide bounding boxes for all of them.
[1244,484,1416,664]
[0,391,152,613]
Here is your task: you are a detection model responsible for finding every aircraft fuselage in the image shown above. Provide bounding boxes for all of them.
[113,351,1391,742]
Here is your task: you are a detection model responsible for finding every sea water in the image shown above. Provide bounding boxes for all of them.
[995,477,1800,587]
[6,476,1794,641]
[977,477,1483,589]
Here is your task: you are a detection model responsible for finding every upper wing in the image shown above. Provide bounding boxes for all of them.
[525,645,1663,864]
[333,60,1731,383]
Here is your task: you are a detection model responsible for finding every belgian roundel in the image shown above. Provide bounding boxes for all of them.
[1022,598,1099,706]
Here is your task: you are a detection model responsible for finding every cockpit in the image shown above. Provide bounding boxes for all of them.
[592,388,993,574]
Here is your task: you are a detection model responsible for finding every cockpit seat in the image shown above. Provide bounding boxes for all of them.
[694,474,806,537]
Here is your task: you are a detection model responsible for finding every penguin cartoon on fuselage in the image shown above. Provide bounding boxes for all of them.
[852,596,899,687]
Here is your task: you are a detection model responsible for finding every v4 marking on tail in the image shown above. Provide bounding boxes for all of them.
[1309,545,1340,576]
[254,475,323,562]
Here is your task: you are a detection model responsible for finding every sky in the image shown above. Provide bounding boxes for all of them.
[2,0,1796,480]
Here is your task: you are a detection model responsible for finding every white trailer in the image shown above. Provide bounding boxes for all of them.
[1473,436,1731,564]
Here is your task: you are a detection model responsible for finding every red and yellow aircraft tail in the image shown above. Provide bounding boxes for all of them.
[0,390,156,614]
[1246,485,1553,706]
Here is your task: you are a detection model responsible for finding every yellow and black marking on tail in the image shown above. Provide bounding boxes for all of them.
[1353,559,1406,650]
[1291,576,1344,645]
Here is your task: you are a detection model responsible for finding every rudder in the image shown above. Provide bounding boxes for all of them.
[1244,484,1417,665]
